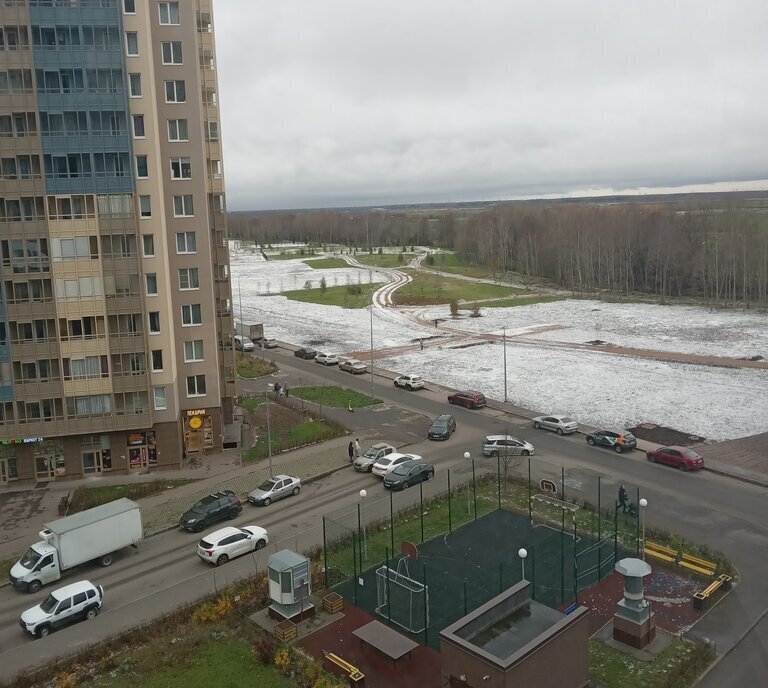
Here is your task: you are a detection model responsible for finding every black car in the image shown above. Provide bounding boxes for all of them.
[383,460,435,490]
[294,347,318,360]
[179,490,242,532]
[428,414,456,440]
[585,430,637,453]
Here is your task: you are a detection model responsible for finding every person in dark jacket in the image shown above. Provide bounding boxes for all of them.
[618,484,630,513]
[348,441,355,463]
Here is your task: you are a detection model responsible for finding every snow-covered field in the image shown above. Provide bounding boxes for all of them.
[230,251,768,441]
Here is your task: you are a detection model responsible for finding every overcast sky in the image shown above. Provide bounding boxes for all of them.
[213,1,768,211]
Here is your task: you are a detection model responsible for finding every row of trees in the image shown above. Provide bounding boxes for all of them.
[228,198,768,307]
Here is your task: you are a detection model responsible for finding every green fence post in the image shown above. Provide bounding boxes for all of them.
[574,519,579,604]
[448,469,452,532]
[423,564,429,646]
[527,457,532,521]
[357,502,363,571]
[499,562,503,593]
[390,490,395,559]
[419,481,424,543]
[353,528,358,606]
[614,503,618,562]
[635,487,641,557]
[497,454,501,509]
[322,517,329,589]
[597,476,602,577]
[560,510,565,605]
[385,546,391,622]
[472,459,477,520]
[463,579,468,616]
[561,466,565,502]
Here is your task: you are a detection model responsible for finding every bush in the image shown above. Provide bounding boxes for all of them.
[252,635,279,665]
[190,594,233,624]
[346,284,362,295]
[275,648,293,674]
[449,299,459,316]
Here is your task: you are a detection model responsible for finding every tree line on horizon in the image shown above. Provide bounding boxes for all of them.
[227,200,768,307]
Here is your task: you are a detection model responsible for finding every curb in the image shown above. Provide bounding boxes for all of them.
[701,465,768,489]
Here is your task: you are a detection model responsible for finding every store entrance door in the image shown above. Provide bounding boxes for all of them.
[34,455,56,481]
[0,459,7,485]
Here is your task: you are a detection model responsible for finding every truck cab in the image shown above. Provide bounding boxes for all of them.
[10,541,62,593]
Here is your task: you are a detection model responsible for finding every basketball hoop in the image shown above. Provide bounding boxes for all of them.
[400,540,419,561]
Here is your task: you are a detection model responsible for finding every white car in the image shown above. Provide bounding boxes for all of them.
[197,525,269,566]
[20,580,103,638]
[532,415,579,435]
[340,359,367,374]
[372,452,422,478]
[315,352,339,366]
[393,374,424,391]
[234,335,254,352]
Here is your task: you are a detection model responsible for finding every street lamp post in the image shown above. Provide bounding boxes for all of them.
[639,498,648,559]
[236,275,244,331]
[360,489,368,560]
[502,326,508,403]
[464,451,471,515]
[518,547,528,581]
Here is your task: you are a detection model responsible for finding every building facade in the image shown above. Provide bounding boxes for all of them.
[0,0,235,484]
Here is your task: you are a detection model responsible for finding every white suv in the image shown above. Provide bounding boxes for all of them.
[20,580,103,638]
[394,374,424,391]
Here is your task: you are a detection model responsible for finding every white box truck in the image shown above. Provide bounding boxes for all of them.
[9,498,143,593]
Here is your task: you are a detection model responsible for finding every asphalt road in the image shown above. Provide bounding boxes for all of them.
[0,353,765,684]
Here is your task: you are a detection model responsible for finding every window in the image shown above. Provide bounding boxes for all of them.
[181,304,201,326]
[178,267,199,290]
[159,2,180,25]
[125,32,138,56]
[167,118,188,141]
[132,115,145,138]
[173,195,194,217]
[186,374,206,397]
[139,195,151,218]
[129,73,141,97]
[142,234,155,257]
[184,339,204,362]
[164,80,186,103]
[151,349,163,371]
[148,311,160,333]
[204,120,219,141]
[176,231,197,253]
[170,157,191,180]
[135,155,148,178]
[161,41,183,64]
[123,0,136,13]
[145,273,157,295]
[153,387,167,410]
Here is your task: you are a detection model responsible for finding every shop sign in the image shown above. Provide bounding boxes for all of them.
[1,437,43,446]
[186,409,207,417]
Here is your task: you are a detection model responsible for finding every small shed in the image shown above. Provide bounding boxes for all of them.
[268,549,315,622]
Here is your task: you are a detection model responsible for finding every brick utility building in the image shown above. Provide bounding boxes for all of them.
[440,582,590,688]
[0,0,234,483]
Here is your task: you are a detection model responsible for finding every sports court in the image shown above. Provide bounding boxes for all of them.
[334,506,622,649]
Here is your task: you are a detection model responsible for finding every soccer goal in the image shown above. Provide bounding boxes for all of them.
[375,563,429,634]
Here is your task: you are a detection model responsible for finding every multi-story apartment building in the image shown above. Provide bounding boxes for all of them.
[0,0,235,484]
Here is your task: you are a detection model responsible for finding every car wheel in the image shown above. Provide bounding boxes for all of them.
[292,486,300,496]
[648,454,657,463]
[228,509,239,519]
[427,470,434,480]
[263,497,271,506]
[490,450,498,458]
[194,521,206,533]
[99,553,114,567]
[521,450,530,456]
[216,554,229,566]
[556,428,564,435]
[407,384,413,391]
[367,465,374,473]
[448,397,454,404]
[27,580,42,594]
[587,437,596,446]
[255,539,267,550]
[393,381,399,387]
[37,625,51,639]
[614,445,624,454]
[533,421,541,429]
[678,463,688,471]
[85,606,99,620]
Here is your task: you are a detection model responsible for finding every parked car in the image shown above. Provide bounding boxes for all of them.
[20,580,103,638]
[372,452,422,478]
[179,490,242,533]
[646,446,704,471]
[197,526,269,566]
[234,335,254,352]
[354,442,396,472]
[428,414,456,440]
[315,352,339,366]
[532,415,579,435]
[383,460,435,490]
[482,435,535,457]
[586,430,637,453]
[393,374,424,391]
[257,337,278,349]
[340,359,367,374]
[248,474,301,506]
[294,347,318,359]
[447,390,487,409]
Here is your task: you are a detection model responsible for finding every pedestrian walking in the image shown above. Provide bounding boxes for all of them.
[348,441,355,464]
[273,382,281,395]
[283,383,289,396]
[420,338,424,350]
[618,484,629,513]
[354,438,362,458]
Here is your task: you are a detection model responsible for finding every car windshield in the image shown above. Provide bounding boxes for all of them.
[362,448,379,459]
[190,498,213,513]
[561,417,574,423]
[433,419,449,427]
[39,594,59,614]
[258,479,277,492]
[19,547,42,569]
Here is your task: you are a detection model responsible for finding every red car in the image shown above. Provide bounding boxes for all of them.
[646,446,704,471]
[447,390,487,409]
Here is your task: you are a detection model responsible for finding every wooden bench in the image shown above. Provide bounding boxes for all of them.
[644,541,677,563]
[680,553,716,577]
[693,574,733,609]
[322,650,365,685]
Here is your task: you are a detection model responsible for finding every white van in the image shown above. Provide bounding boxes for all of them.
[234,335,254,352]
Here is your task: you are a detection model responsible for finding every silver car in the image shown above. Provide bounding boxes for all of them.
[482,435,535,457]
[354,443,396,472]
[340,359,367,374]
[247,474,301,506]
[532,415,579,435]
